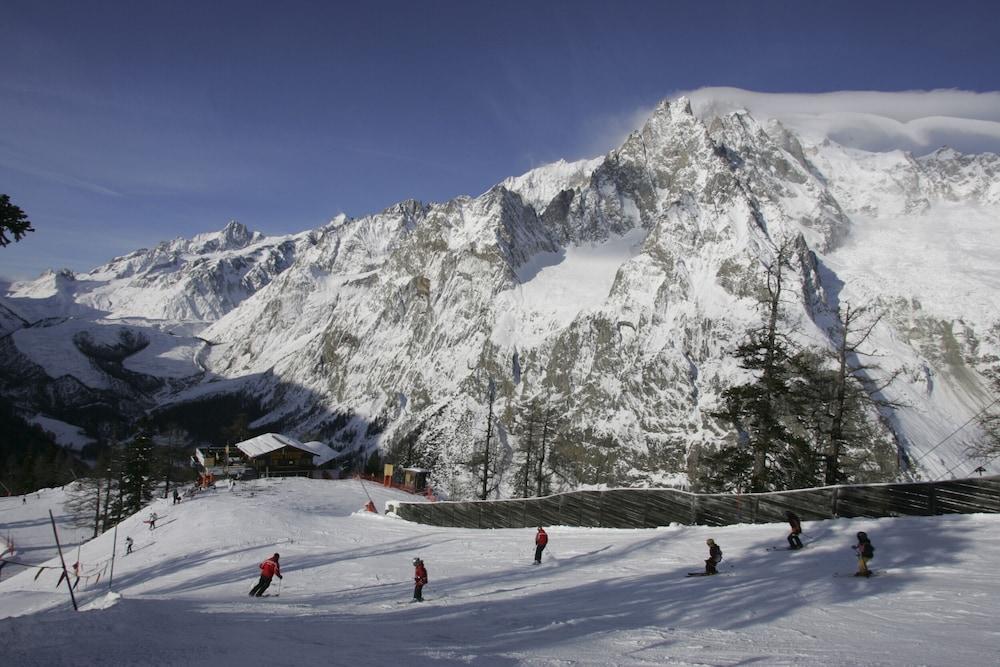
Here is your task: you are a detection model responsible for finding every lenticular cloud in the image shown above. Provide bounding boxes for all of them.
[684,87,1000,155]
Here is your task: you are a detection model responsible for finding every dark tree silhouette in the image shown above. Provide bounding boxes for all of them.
[0,195,34,247]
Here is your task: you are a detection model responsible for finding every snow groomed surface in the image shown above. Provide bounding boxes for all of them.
[2,478,999,665]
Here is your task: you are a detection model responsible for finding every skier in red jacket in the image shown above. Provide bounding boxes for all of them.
[534,527,548,564]
[412,557,428,602]
[249,553,282,597]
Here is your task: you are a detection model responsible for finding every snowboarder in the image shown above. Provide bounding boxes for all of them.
[534,527,548,564]
[147,512,158,530]
[249,553,282,597]
[172,489,181,505]
[412,557,428,602]
[786,511,803,550]
[704,538,723,575]
[852,531,875,577]
[125,536,133,555]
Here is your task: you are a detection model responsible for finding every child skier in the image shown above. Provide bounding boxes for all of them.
[705,538,723,575]
[147,512,158,530]
[534,527,548,564]
[249,553,282,597]
[786,511,803,550]
[852,532,875,577]
[125,536,133,555]
[412,557,428,602]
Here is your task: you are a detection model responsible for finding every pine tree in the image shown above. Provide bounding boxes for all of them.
[0,194,34,247]
[708,238,813,492]
[121,430,155,515]
[158,423,192,498]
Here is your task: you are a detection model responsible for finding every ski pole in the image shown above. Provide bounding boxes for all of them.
[277,578,282,597]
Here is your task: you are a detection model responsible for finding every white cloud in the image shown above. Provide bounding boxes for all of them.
[680,87,1000,155]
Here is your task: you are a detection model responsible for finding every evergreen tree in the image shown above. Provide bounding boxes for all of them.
[0,194,34,247]
[157,423,193,498]
[121,429,155,515]
[358,449,379,476]
[707,239,813,492]
[221,413,251,445]
[0,401,80,494]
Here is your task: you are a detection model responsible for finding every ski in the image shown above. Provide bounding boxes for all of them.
[833,571,880,578]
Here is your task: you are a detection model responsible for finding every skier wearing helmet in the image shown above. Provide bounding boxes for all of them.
[412,557,428,602]
[852,532,875,577]
[705,538,723,575]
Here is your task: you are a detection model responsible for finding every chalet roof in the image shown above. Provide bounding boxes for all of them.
[235,433,338,467]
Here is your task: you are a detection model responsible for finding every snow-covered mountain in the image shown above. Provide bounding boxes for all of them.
[2,96,998,490]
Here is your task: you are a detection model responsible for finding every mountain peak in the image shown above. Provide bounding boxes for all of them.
[652,96,694,118]
[190,220,256,253]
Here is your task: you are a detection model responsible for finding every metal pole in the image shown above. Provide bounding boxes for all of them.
[108,521,119,589]
[359,476,375,505]
[48,510,79,611]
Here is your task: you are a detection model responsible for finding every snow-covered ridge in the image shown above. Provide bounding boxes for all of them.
[5,220,302,323]
[501,157,603,212]
[2,93,999,491]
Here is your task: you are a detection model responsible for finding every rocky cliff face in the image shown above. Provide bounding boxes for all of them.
[3,96,997,493]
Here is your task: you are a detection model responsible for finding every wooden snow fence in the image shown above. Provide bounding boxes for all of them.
[394,475,1000,529]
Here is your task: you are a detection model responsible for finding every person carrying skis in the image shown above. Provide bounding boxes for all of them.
[249,553,282,597]
[412,557,428,602]
[705,538,723,575]
[786,511,803,550]
[147,511,158,530]
[534,527,548,564]
[852,531,875,577]
[125,536,133,555]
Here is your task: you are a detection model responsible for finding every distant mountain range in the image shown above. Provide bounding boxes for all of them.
[2,96,997,496]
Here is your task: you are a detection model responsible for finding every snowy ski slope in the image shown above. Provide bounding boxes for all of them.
[1,479,998,666]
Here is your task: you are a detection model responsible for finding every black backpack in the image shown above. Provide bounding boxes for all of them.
[861,542,874,558]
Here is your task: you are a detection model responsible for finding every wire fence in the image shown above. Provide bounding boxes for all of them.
[393,475,1000,529]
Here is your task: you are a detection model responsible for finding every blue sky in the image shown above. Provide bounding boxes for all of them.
[2,0,999,280]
